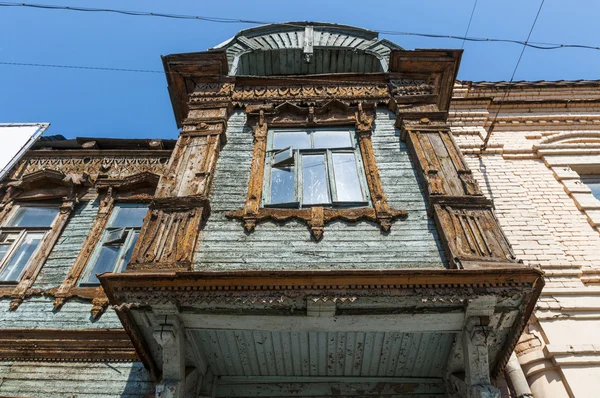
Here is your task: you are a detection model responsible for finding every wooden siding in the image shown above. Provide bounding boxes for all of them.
[0,297,122,329]
[33,200,100,290]
[191,330,454,378]
[194,109,445,270]
[0,361,153,398]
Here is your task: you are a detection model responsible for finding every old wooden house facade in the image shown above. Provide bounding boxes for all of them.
[0,23,553,397]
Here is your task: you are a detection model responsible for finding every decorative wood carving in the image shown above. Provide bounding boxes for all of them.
[130,105,230,271]
[127,197,210,271]
[53,172,159,316]
[0,329,137,362]
[433,203,516,269]
[404,126,483,200]
[227,206,408,241]
[9,153,171,180]
[0,170,93,310]
[226,102,407,239]
[191,83,391,105]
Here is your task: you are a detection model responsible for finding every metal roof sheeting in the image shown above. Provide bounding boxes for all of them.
[190,330,455,378]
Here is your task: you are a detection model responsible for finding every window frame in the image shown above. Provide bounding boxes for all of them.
[262,127,370,208]
[0,203,60,283]
[78,203,147,287]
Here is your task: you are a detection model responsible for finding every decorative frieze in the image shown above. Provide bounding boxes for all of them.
[10,155,170,180]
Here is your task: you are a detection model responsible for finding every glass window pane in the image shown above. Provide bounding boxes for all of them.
[9,207,58,227]
[83,242,122,285]
[302,154,330,205]
[270,167,295,204]
[589,183,600,200]
[109,206,147,228]
[580,176,600,200]
[333,153,364,202]
[313,130,352,149]
[0,244,11,263]
[272,131,311,150]
[0,232,43,282]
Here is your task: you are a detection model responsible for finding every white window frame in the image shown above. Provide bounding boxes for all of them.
[79,203,147,286]
[262,127,370,208]
[0,204,59,283]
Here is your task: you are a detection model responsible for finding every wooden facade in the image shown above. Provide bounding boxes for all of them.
[0,23,545,398]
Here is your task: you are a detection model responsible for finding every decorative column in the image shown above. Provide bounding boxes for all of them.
[128,83,233,271]
[153,315,185,398]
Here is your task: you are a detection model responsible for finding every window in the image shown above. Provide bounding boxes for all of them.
[0,206,59,282]
[263,128,369,207]
[581,175,600,200]
[79,204,147,286]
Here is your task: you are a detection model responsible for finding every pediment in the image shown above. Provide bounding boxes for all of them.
[96,172,160,196]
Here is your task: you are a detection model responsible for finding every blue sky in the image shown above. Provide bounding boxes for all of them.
[1,0,599,140]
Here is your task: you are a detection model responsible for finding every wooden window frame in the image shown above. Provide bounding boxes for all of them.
[263,127,371,209]
[53,172,159,318]
[0,169,89,310]
[226,101,407,240]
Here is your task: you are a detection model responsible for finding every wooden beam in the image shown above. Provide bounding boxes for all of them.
[180,313,464,333]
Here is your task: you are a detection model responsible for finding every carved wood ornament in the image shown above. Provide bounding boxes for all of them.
[0,170,92,310]
[226,101,407,240]
[52,173,160,318]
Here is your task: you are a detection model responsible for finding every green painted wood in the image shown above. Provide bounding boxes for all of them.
[194,109,446,271]
[0,361,153,398]
[34,200,100,290]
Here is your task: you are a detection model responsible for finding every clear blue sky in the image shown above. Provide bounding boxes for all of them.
[1,0,599,140]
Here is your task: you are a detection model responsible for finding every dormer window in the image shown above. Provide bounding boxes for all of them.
[263,128,369,208]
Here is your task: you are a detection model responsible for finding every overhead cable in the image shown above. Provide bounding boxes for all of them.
[481,0,546,151]
[1,1,599,52]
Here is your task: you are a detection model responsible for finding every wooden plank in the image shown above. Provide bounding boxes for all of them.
[183,314,464,333]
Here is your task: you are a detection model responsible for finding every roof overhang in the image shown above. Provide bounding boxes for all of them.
[101,267,543,391]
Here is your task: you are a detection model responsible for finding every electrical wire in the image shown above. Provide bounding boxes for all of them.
[0,1,599,52]
[461,0,479,49]
[481,0,546,151]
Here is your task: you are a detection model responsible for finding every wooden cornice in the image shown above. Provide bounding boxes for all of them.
[0,329,137,362]
[101,268,543,300]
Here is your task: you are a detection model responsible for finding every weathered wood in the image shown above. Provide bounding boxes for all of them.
[432,203,516,269]
[0,328,137,362]
[181,313,464,333]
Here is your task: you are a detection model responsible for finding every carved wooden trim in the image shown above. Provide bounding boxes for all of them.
[432,203,516,269]
[53,192,115,317]
[127,197,210,271]
[227,102,407,239]
[404,126,483,201]
[0,329,137,362]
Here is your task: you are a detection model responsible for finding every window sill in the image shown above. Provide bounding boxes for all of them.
[226,205,407,241]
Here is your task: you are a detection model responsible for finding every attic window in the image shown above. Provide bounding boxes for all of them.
[263,128,369,208]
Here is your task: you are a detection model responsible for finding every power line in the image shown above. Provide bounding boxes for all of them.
[1,1,599,52]
[481,0,546,151]
[0,61,163,73]
[461,0,479,49]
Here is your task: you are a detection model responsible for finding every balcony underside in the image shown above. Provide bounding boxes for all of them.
[100,268,543,397]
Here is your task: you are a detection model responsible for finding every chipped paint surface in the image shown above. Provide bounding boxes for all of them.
[194,108,445,270]
[0,361,153,397]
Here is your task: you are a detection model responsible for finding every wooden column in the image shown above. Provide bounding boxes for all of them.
[128,90,232,271]
[400,118,517,269]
